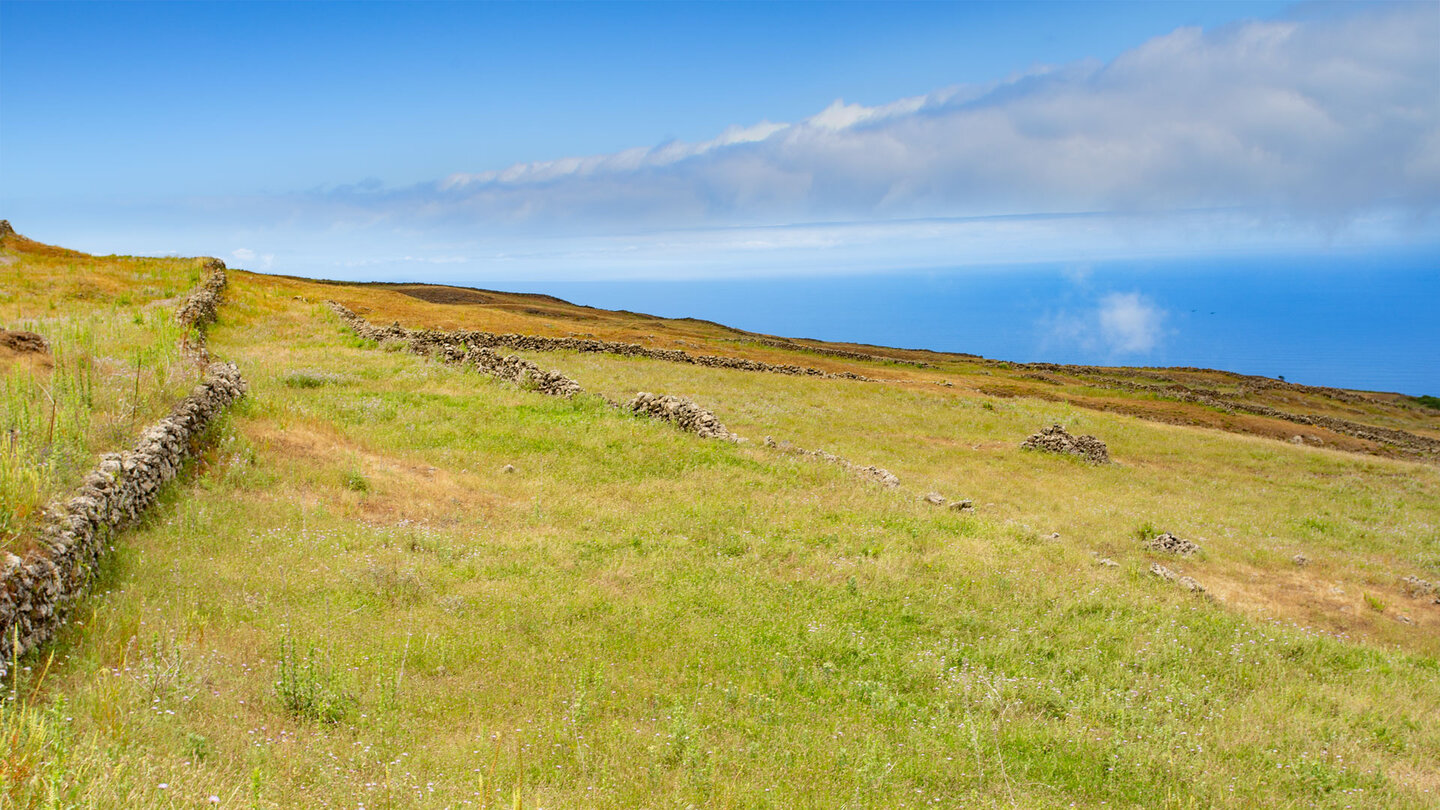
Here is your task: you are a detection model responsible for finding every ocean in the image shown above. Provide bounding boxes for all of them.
[476,252,1440,396]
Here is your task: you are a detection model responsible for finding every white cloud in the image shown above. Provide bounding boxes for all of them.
[1098,292,1165,353]
[228,247,274,269]
[1042,291,1168,356]
[366,3,1439,235]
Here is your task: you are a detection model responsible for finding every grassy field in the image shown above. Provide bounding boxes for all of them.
[3,233,1439,807]
[0,233,209,551]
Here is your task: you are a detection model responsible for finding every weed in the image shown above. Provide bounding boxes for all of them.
[343,466,370,493]
[1133,520,1159,543]
[274,637,354,724]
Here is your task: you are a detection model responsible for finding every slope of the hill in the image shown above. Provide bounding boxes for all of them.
[3,231,1438,808]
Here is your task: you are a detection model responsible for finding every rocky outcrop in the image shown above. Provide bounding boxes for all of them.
[0,362,247,673]
[0,220,14,240]
[326,302,873,381]
[762,436,901,488]
[628,393,735,440]
[1020,424,1111,464]
[1401,576,1439,604]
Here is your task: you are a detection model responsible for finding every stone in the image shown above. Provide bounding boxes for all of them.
[1150,562,1203,593]
[923,493,946,505]
[1292,553,1309,566]
[501,464,515,474]
[1177,576,1206,593]
[1095,557,1119,567]
[949,499,975,512]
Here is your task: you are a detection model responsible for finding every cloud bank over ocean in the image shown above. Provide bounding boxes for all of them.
[324,4,1436,235]
[8,3,1437,282]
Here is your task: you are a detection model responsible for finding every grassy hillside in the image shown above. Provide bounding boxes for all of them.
[3,231,1438,808]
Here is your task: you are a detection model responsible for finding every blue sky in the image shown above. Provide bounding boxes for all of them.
[2,2,1438,390]
[7,1,1299,197]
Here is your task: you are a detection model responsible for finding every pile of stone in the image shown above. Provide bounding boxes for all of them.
[629,393,735,440]
[762,436,901,488]
[1144,532,1201,556]
[1020,424,1110,464]
[0,361,247,672]
[327,301,873,381]
[1150,562,1205,593]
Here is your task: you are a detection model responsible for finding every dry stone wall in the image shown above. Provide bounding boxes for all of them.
[326,302,873,381]
[628,393,736,441]
[1003,361,1437,459]
[1,262,246,675]
[325,303,947,501]
[733,336,931,369]
[175,258,228,331]
[330,302,584,398]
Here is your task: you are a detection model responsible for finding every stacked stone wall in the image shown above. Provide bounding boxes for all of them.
[1,262,246,674]
[326,302,872,381]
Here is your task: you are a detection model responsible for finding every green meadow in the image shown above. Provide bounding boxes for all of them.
[3,237,1438,808]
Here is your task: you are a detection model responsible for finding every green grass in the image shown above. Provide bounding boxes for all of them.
[1,285,200,551]
[2,245,1439,807]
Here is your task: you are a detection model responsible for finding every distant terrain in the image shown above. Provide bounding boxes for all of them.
[2,225,1438,808]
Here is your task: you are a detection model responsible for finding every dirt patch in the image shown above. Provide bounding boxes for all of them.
[245,420,503,525]
[392,285,496,306]
[1201,563,1440,656]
